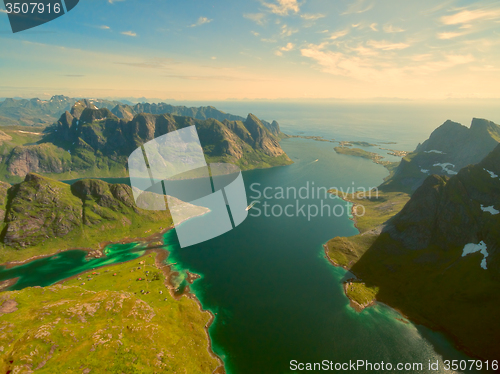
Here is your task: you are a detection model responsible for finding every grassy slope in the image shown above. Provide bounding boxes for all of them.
[345,281,379,307]
[0,253,220,373]
[0,176,175,264]
[325,189,410,268]
[334,146,380,161]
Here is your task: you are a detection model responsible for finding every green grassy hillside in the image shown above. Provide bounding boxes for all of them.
[0,174,207,264]
[0,253,221,373]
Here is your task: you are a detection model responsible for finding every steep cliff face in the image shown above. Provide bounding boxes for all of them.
[385,144,500,255]
[352,144,500,360]
[0,104,292,182]
[6,143,72,177]
[110,102,288,137]
[382,118,500,192]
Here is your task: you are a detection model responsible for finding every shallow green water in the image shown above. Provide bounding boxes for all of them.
[0,242,146,290]
[166,138,472,373]
[0,138,473,373]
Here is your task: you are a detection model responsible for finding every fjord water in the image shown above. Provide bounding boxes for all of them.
[166,138,471,373]
[0,131,475,371]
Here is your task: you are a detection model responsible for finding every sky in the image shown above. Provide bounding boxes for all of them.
[1,0,500,101]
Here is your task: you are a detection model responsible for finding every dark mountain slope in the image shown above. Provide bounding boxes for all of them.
[351,144,500,360]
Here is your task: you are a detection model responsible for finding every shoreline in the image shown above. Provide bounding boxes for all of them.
[0,207,210,270]
[0,225,174,270]
[44,241,225,373]
[0,209,225,372]
[324,195,484,361]
[153,249,226,374]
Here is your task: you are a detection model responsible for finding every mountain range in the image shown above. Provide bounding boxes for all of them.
[0,96,121,127]
[0,100,292,183]
[382,118,500,192]
[0,96,287,138]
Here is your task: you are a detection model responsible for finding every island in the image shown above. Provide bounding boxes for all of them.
[333,146,399,172]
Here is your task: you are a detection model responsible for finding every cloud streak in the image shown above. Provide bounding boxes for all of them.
[244,13,266,25]
[366,40,410,50]
[441,8,500,25]
[342,0,373,15]
[301,13,326,21]
[121,31,137,37]
[383,24,405,33]
[190,17,213,27]
[262,0,299,16]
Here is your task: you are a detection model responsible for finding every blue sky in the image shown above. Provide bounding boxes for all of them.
[1,0,500,100]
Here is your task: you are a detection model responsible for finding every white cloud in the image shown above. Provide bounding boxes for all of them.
[301,13,326,21]
[383,24,405,33]
[275,43,294,57]
[441,8,500,25]
[330,29,349,40]
[108,0,125,3]
[100,25,111,30]
[369,23,378,31]
[367,40,409,50]
[121,31,137,37]
[244,13,266,26]
[350,45,379,56]
[342,0,373,15]
[300,46,391,81]
[262,0,300,16]
[261,38,277,43]
[0,9,7,13]
[251,31,260,37]
[280,24,298,37]
[280,42,295,51]
[410,54,432,61]
[437,31,466,39]
[411,54,475,74]
[190,17,213,27]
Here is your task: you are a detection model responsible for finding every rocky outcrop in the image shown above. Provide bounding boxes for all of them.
[111,102,287,137]
[5,144,71,177]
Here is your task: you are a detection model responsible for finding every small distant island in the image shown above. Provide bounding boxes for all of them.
[333,146,399,172]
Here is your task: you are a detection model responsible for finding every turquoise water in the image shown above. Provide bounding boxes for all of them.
[165,138,472,373]
[0,242,146,290]
[0,122,479,372]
